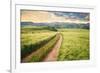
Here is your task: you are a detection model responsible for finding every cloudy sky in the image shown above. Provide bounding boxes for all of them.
[21,10,89,24]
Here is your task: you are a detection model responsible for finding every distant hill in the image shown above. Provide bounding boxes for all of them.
[21,22,89,29]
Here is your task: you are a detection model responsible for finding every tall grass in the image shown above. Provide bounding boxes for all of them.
[21,25,89,62]
[58,29,89,60]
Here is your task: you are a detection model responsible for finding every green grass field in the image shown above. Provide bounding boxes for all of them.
[21,26,89,62]
[21,26,59,62]
[58,29,89,60]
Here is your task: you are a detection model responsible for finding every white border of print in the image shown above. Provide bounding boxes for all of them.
[11,4,96,73]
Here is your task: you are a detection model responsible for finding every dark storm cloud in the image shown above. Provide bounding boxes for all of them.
[51,11,89,20]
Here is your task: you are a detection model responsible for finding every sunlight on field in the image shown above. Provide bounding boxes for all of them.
[58,29,89,60]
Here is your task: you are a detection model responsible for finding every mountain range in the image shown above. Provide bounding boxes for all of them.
[21,22,89,29]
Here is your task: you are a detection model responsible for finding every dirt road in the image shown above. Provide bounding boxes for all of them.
[43,34,62,61]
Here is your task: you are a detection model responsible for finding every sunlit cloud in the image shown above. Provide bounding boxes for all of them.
[21,10,89,24]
